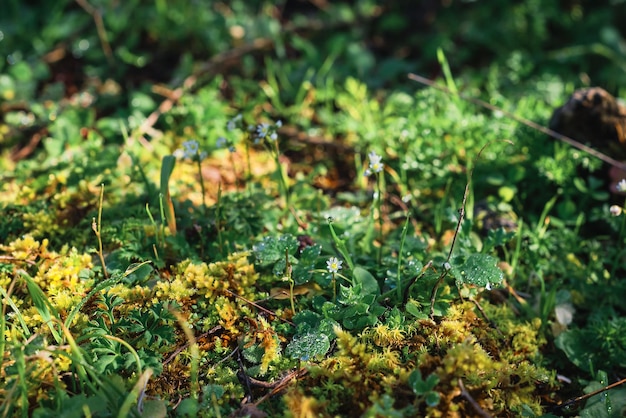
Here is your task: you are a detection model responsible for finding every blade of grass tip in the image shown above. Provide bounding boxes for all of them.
[1,286,31,339]
[118,368,153,418]
[160,155,177,235]
[13,334,29,418]
[18,270,62,344]
[145,202,163,250]
[120,119,156,198]
[536,195,557,239]
[436,47,458,96]
[396,213,411,300]
[58,320,102,395]
[510,219,524,276]
[327,219,355,272]
[92,184,108,279]
[407,73,626,172]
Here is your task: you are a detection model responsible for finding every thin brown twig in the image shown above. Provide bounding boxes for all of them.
[458,378,492,418]
[253,368,308,406]
[402,260,434,306]
[133,12,377,148]
[408,73,626,172]
[224,289,295,326]
[162,326,223,366]
[558,376,626,410]
[75,0,114,65]
[0,256,38,266]
[131,38,274,148]
[429,140,513,319]
[469,297,504,337]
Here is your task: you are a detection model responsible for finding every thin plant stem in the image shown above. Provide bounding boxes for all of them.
[285,248,295,314]
[245,139,252,195]
[327,219,355,273]
[429,140,512,319]
[91,184,108,279]
[610,202,626,277]
[216,184,225,256]
[196,158,207,216]
[376,172,383,266]
[396,213,410,300]
[272,140,290,208]
[229,150,239,191]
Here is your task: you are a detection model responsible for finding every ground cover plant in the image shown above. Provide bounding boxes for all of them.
[2,1,626,417]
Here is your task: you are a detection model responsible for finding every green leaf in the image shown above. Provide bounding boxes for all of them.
[175,398,199,417]
[451,253,503,288]
[292,244,321,284]
[253,234,299,267]
[424,391,441,407]
[140,399,168,418]
[405,300,428,319]
[409,369,439,395]
[352,266,380,296]
[285,331,330,361]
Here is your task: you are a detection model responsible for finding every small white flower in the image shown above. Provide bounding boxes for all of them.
[485,282,492,291]
[276,120,283,128]
[256,123,270,138]
[173,148,185,159]
[366,151,384,176]
[617,179,626,192]
[443,262,452,271]
[610,205,622,217]
[327,257,343,274]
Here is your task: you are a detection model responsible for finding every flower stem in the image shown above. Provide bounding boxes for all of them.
[196,158,207,216]
[376,172,383,265]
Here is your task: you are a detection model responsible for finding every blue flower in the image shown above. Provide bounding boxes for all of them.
[177,140,206,161]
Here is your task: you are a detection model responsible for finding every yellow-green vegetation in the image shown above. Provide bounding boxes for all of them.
[3,1,626,417]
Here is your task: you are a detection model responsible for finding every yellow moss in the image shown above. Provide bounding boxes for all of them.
[176,252,258,301]
[19,306,44,329]
[153,277,195,303]
[179,261,218,299]
[366,347,401,372]
[35,247,93,291]
[365,324,406,348]
[214,296,240,335]
[256,316,280,375]
[335,326,371,364]
[107,284,152,307]
[0,272,12,289]
[440,341,501,386]
[0,235,49,261]
[22,210,60,238]
[283,387,328,418]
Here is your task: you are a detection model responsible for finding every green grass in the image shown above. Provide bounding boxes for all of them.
[2,1,626,417]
